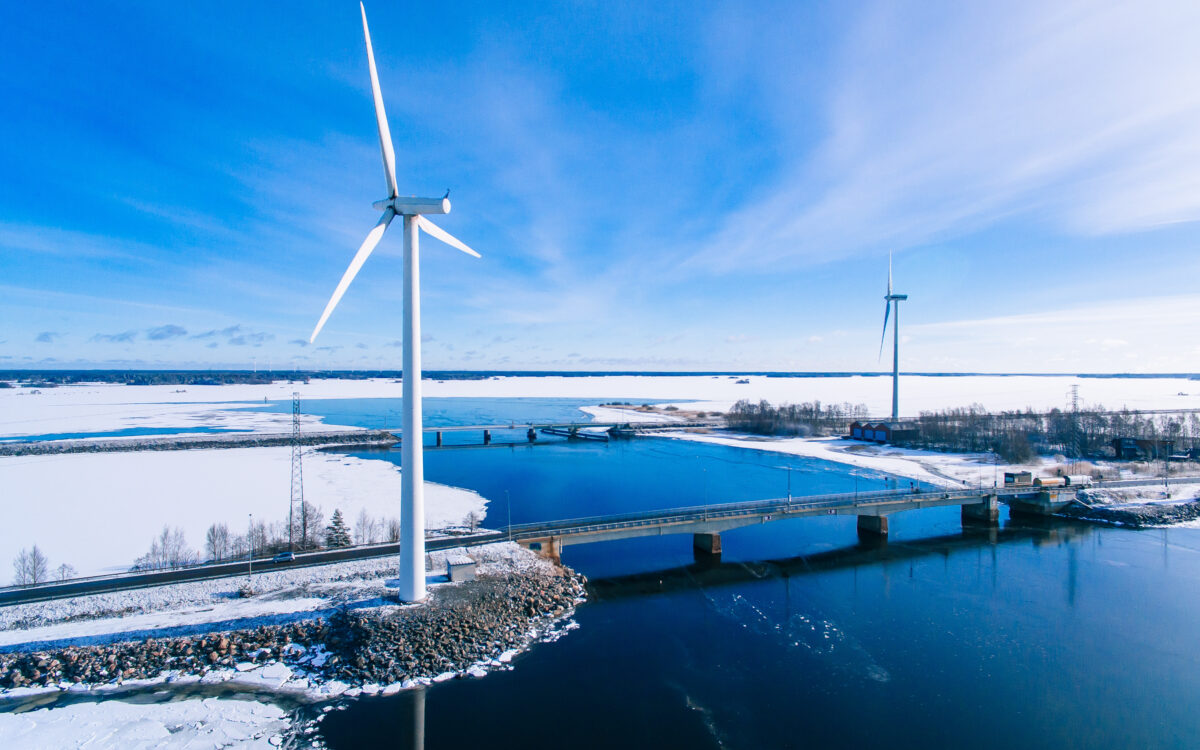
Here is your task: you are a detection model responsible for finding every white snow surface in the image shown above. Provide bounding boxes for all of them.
[3,374,1196,575]
[3,374,1198,439]
[0,447,486,577]
[657,432,1041,489]
[0,543,577,750]
[0,543,550,650]
[0,696,289,749]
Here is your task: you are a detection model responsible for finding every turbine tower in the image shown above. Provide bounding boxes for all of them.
[309,3,481,602]
[878,252,907,421]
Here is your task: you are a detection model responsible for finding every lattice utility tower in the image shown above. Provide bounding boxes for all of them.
[1069,384,1081,458]
[290,392,305,552]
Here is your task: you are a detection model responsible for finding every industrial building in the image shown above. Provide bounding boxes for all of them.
[849,421,920,444]
[1111,437,1175,460]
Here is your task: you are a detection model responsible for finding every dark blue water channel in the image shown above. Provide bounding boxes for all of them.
[295,399,1200,749]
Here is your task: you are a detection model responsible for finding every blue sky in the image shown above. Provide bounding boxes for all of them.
[2,1,1199,373]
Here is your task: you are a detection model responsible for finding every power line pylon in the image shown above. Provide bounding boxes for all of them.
[1069,384,1081,458]
[290,392,305,552]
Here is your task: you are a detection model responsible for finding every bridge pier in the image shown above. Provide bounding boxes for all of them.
[483,429,491,445]
[857,515,889,538]
[528,537,561,563]
[1008,491,1067,517]
[962,494,1000,525]
[435,431,442,447]
[693,532,722,557]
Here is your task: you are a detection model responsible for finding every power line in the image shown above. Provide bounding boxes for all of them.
[290,392,305,553]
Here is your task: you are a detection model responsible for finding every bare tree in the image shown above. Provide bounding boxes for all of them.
[12,546,49,585]
[229,533,248,559]
[385,517,402,543]
[248,520,268,557]
[354,508,382,545]
[134,526,198,570]
[266,520,289,552]
[205,523,231,561]
[12,549,30,585]
[55,563,76,582]
[465,511,483,531]
[300,502,324,550]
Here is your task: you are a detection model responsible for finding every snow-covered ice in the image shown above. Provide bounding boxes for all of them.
[0,447,486,577]
[3,374,1197,439]
[0,696,290,749]
[3,373,1197,576]
[656,432,1037,488]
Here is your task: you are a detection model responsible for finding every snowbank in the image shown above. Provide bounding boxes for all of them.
[0,544,543,650]
[656,432,1041,489]
[0,696,290,749]
[0,447,485,577]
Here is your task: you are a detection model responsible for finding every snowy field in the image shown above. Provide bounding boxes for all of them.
[2,374,1197,576]
[0,448,485,577]
[2,374,1198,439]
[0,544,547,651]
[1,374,1196,747]
[0,697,290,749]
[0,544,569,747]
[656,431,1200,497]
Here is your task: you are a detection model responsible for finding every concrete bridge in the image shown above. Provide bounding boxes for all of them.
[507,484,1081,561]
[586,521,1096,602]
[421,419,720,447]
[5,477,1192,605]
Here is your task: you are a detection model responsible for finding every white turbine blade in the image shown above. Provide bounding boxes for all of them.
[417,215,481,258]
[360,3,398,198]
[878,302,890,362]
[887,249,893,296]
[310,207,396,342]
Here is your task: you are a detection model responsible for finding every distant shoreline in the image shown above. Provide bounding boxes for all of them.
[2,369,1197,387]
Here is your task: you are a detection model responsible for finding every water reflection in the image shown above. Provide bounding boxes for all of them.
[586,520,1095,602]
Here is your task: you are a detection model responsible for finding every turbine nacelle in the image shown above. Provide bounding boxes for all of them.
[307,3,480,346]
[372,196,451,215]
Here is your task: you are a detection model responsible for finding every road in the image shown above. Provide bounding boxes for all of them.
[4,476,1197,606]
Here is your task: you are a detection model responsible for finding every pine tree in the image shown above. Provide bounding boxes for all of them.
[325,509,352,548]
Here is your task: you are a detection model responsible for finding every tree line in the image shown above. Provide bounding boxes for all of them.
[907,404,1200,462]
[721,398,1200,464]
[10,503,486,584]
[11,546,75,586]
[725,399,871,437]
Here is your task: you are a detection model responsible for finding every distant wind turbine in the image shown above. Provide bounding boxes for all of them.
[308,2,481,602]
[878,251,907,421]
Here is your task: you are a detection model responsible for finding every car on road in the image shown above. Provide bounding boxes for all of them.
[271,552,295,563]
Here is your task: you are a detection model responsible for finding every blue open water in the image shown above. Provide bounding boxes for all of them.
[286,398,1200,749]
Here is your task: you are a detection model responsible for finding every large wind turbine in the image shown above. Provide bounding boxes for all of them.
[309,3,480,602]
[878,252,907,421]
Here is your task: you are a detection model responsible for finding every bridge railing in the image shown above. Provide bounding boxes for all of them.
[505,486,987,538]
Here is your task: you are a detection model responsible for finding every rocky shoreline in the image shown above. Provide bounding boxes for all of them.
[1060,498,1200,528]
[0,567,584,693]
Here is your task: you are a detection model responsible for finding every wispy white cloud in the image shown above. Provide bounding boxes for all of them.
[903,294,1200,371]
[690,0,1200,272]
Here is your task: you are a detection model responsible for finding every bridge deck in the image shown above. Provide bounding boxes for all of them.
[4,477,1195,605]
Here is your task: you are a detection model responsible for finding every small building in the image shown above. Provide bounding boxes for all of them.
[849,421,919,444]
[445,554,476,583]
[1112,437,1174,460]
[1004,471,1033,486]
